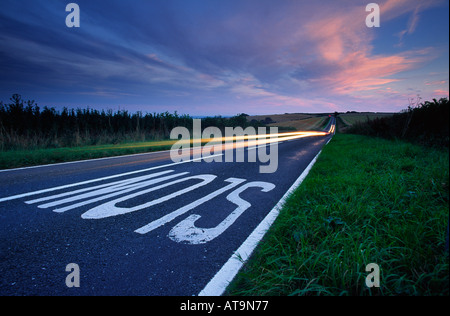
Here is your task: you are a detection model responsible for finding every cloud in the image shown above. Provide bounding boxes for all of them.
[268,2,440,103]
[0,0,448,114]
[396,6,422,47]
[326,49,434,95]
[425,80,448,86]
[433,89,449,97]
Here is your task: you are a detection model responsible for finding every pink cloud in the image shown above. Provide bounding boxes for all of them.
[426,80,447,85]
[433,89,449,97]
[327,50,433,94]
[291,2,439,97]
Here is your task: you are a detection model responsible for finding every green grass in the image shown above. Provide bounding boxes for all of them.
[226,133,449,296]
[0,139,178,169]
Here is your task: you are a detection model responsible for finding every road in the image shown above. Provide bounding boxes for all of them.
[0,118,335,296]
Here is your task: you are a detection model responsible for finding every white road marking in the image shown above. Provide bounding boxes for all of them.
[169,181,275,245]
[134,177,246,235]
[80,174,217,219]
[25,170,176,207]
[3,164,277,245]
[0,153,223,203]
[38,171,189,214]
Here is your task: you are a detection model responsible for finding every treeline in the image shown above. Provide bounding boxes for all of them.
[346,98,449,148]
[0,94,264,150]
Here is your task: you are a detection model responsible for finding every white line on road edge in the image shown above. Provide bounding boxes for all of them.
[0,147,177,173]
[198,137,333,296]
[0,153,224,203]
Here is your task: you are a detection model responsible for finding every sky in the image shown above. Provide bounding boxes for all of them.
[0,0,448,116]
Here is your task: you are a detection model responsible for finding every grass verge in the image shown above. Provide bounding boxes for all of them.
[0,139,178,170]
[226,133,449,295]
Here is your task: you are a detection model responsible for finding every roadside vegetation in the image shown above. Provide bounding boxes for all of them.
[0,94,264,169]
[0,94,270,151]
[0,94,332,169]
[343,98,449,148]
[0,140,179,170]
[227,133,448,296]
[227,98,449,296]
[338,112,394,128]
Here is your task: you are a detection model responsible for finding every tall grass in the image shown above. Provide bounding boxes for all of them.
[345,98,449,148]
[0,94,193,150]
[0,94,264,151]
[227,133,449,296]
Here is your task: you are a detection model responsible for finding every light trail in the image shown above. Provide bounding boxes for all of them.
[182,120,336,148]
[94,119,336,152]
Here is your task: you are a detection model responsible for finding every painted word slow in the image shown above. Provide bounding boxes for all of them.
[3,169,275,245]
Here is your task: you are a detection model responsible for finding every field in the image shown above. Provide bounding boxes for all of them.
[248,112,395,131]
[248,113,330,131]
[247,113,314,124]
[338,113,394,126]
[267,116,329,131]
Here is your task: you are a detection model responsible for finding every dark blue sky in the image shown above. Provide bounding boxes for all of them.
[1,0,448,115]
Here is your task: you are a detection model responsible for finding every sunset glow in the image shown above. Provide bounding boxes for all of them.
[1,0,448,115]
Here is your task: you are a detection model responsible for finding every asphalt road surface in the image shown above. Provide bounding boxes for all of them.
[0,118,335,296]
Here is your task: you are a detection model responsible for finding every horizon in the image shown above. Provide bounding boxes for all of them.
[1,0,448,116]
[1,93,406,117]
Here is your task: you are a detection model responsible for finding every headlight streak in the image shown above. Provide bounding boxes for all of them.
[97,121,336,152]
[176,122,336,150]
